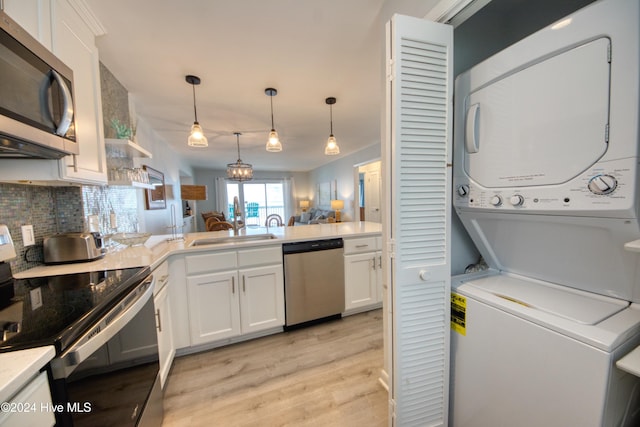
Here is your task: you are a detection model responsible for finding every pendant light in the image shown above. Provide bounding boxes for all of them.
[227,132,253,181]
[324,97,340,155]
[185,75,208,147]
[265,88,282,152]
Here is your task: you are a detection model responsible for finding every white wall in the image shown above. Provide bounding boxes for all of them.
[133,116,194,234]
[308,144,381,222]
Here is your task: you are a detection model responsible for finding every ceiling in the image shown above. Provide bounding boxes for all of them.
[85,0,440,173]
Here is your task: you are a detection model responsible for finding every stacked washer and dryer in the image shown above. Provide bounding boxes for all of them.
[450,0,640,425]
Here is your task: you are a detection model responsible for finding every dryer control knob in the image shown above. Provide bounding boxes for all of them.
[490,195,502,207]
[588,174,617,195]
[457,185,470,197]
[509,194,524,206]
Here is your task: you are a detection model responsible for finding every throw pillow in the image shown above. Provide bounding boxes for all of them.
[300,212,311,223]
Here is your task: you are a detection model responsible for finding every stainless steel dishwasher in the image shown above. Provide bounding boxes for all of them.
[282,238,345,327]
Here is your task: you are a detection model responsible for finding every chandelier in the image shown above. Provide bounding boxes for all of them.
[227,132,253,181]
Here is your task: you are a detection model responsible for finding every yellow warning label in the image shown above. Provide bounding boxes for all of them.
[451,293,466,336]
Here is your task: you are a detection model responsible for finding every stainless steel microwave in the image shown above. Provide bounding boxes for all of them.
[0,10,78,159]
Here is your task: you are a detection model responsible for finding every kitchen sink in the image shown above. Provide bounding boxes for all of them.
[189,234,278,247]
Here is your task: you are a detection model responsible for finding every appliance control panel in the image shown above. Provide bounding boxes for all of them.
[453,157,638,217]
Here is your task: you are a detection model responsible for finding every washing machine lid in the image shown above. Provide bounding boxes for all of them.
[463,37,610,188]
[463,273,627,325]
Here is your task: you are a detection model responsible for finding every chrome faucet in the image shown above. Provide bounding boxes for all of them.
[232,196,245,236]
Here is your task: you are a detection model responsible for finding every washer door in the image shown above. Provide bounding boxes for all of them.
[463,37,610,188]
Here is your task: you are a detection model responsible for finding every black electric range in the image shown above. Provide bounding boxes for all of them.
[0,266,150,354]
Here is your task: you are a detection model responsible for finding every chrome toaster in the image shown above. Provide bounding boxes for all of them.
[43,232,105,264]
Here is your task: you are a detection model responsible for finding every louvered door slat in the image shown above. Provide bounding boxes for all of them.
[385,14,452,427]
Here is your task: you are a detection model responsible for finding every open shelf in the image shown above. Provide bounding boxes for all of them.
[105,139,152,158]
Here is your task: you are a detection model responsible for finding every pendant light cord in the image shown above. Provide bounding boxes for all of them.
[235,132,242,161]
[192,84,199,123]
[329,104,334,135]
[270,96,275,129]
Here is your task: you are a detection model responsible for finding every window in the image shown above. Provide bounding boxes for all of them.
[226,181,286,226]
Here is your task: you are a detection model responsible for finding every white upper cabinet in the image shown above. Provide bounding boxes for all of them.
[2,0,52,48]
[51,0,107,184]
[0,0,107,185]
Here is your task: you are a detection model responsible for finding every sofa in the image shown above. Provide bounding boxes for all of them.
[289,208,336,226]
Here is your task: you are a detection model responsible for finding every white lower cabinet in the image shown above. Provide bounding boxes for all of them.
[344,252,380,310]
[0,371,55,427]
[238,264,284,334]
[153,263,174,389]
[343,236,383,313]
[187,270,240,345]
[185,246,284,348]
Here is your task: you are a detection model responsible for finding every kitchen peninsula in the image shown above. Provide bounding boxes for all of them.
[14,221,382,277]
[11,221,383,401]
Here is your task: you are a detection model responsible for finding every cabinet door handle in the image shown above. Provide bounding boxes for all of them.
[372,257,376,270]
[356,244,369,248]
[155,309,162,332]
[242,275,246,293]
[232,276,235,294]
[378,255,382,269]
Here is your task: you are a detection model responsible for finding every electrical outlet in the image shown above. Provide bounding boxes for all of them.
[21,225,35,246]
[88,215,100,232]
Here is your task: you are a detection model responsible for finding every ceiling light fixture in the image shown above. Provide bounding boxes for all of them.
[265,88,282,152]
[227,132,253,181]
[185,75,208,147]
[324,97,340,155]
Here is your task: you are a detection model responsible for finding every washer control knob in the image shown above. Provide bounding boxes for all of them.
[588,174,618,195]
[490,195,502,207]
[457,185,470,197]
[509,194,525,206]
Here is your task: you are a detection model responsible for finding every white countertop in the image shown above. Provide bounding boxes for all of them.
[2,222,380,403]
[0,346,55,402]
[15,221,382,278]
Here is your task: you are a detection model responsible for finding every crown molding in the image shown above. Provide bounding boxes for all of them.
[65,0,106,36]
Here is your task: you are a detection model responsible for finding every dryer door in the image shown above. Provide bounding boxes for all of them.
[463,37,610,188]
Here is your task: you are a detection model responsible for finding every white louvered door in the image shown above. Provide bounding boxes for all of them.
[384,15,453,426]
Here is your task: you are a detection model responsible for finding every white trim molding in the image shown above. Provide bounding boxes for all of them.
[65,0,106,36]
[425,0,491,26]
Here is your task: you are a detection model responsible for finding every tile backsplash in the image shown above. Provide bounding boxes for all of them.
[0,183,84,273]
[1,182,139,274]
[82,185,138,234]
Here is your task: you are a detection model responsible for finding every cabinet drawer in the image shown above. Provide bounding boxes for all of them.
[344,237,378,254]
[152,260,169,295]
[237,246,282,267]
[186,251,237,275]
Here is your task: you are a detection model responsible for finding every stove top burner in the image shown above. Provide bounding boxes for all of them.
[0,266,150,353]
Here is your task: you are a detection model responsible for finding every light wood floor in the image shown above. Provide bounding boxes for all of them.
[161,309,387,427]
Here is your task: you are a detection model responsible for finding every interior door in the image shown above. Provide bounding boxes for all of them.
[385,14,453,427]
[366,167,382,223]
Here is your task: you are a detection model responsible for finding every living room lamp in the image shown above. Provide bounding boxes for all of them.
[265,88,282,152]
[299,200,310,212]
[185,75,208,147]
[227,132,253,181]
[331,199,344,222]
[324,97,340,155]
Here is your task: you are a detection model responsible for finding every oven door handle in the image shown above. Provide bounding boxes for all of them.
[50,276,155,379]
